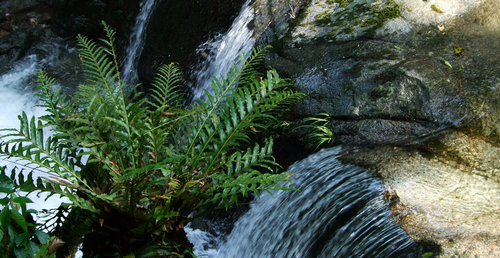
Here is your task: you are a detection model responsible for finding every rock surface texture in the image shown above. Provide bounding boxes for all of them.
[1,0,499,256]
[255,0,500,256]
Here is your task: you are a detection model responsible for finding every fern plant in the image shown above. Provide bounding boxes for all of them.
[296,113,335,151]
[0,21,303,257]
[0,166,63,258]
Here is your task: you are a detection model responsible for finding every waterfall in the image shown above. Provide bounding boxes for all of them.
[188,147,417,257]
[0,55,40,129]
[191,0,255,101]
[184,2,417,256]
[122,0,157,86]
[0,42,77,211]
[1,2,418,257]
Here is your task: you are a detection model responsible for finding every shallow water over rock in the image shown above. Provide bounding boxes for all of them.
[257,0,500,256]
[190,147,418,257]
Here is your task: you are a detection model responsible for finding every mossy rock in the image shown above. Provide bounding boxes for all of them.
[291,0,401,45]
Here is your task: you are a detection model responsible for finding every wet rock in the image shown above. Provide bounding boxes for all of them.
[0,26,46,74]
[263,0,500,147]
[0,30,27,71]
[139,0,247,84]
[340,142,500,258]
[289,0,402,45]
[0,0,55,73]
[252,0,305,46]
[260,0,500,256]
[268,39,472,145]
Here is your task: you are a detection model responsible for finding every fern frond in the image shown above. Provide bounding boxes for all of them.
[182,49,270,164]
[1,20,302,255]
[35,70,74,127]
[190,68,300,174]
[148,63,185,110]
[223,138,277,176]
[77,34,118,100]
[200,170,293,209]
[296,113,335,150]
[237,46,268,85]
[0,112,90,190]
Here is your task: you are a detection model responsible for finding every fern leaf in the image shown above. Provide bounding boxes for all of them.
[0,112,90,190]
[149,63,185,110]
[182,48,266,158]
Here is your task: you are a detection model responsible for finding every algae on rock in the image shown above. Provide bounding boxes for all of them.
[290,0,401,45]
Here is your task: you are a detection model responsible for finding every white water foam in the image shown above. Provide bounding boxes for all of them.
[191,0,255,102]
[122,0,157,86]
[185,227,219,257]
[0,53,70,212]
[214,147,416,257]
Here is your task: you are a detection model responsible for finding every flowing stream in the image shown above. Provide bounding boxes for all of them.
[0,1,419,257]
[187,147,417,257]
[185,2,418,256]
[0,41,78,211]
[190,0,255,101]
[122,0,157,86]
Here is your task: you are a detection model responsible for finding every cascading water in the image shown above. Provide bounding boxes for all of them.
[190,0,255,101]
[189,147,418,257]
[1,2,419,257]
[185,2,417,256]
[122,0,157,86]
[0,41,78,211]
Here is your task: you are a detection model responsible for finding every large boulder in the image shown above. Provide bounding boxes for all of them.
[0,0,53,73]
[255,0,500,256]
[262,0,500,146]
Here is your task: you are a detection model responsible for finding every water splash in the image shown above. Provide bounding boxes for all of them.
[191,0,255,102]
[0,43,79,212]
[205,146,417,257]
[0,55,40,130]
[122,0,157,86]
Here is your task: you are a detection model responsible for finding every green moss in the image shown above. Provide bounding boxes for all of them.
[342,26,355,34]
[363,2,401,28]
[364,18,380,26]
[328,0,352,8]
[315,11,333,26]
[377,4,401,19]
[310,0,401,41]
[325,29,339,40]
[370,85,394,101]
[296,0,313,23]
[431,4,444,13]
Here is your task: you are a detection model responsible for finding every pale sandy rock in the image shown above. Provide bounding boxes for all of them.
[261,0,500,255]
[379,146,500,257]
[395,0,485,25]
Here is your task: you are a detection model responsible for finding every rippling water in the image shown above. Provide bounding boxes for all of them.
[188,147,417,257]
[0,41,80,210]
[190,0,255,102]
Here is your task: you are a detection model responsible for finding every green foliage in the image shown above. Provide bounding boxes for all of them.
[315,11,333,26]
[0,167,60,258]
[327,0,351,8]
[297,113,335,151]
[0,21,303,256]
[422,252,434,258]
